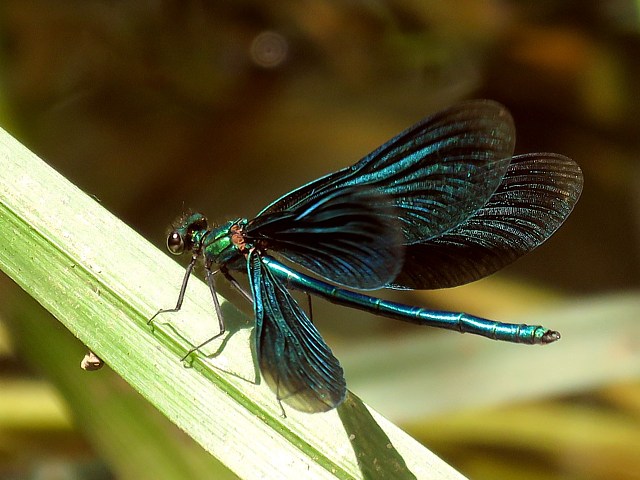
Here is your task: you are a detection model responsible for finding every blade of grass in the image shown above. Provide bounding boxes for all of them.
[2,296,240,479]
[0,127,465,479]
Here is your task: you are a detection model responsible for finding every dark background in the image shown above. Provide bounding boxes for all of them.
[0,1,638,479]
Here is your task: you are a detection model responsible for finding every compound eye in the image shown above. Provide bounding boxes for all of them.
[167,232,184,255]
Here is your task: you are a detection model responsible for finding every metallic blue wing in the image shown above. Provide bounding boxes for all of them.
[387,153,584,289]
[248,249,346,413]
[257,100,516,244]
[246,188,403,289]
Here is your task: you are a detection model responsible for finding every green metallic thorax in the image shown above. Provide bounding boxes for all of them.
[202,218,250,268]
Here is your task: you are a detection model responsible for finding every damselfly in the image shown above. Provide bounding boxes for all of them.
[152,100,583,413]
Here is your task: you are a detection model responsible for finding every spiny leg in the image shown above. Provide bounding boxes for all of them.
[222,267,253,304]
[148,254,198,325]
[181,265,226,360]
[275,374,288,418]
[306,293,313,324]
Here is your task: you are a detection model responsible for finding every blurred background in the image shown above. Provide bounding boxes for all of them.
[0,1,639,479]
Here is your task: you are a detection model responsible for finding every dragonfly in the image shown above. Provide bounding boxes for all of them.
[152,100,583,413]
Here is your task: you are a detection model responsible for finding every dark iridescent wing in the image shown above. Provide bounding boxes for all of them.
[257,100,516,244]
[246,188,403,290]
[248,250,346,413]
[387,153,584,289]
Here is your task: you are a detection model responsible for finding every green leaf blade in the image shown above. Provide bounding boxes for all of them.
[0,127,464,479]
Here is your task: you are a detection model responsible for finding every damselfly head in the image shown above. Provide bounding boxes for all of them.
[166,212,209,255]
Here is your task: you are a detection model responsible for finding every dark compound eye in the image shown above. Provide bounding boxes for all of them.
[167,231,184,255]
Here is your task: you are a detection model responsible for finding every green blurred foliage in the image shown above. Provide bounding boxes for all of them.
[0,1,639,479]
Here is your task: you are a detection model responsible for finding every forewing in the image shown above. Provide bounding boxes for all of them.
[248,250,346,413]
[246,188,404,290]
[388,153,584,289]
[257,100,516,243]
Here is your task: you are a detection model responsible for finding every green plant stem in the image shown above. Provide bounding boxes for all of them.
[0,127,465,479]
